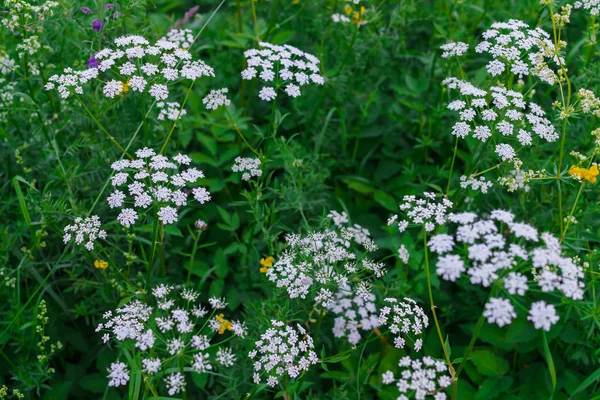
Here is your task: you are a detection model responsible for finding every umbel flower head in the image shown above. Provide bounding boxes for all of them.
[241,42,324,101]
[475,19,562,85]
[63,215,107,250]
[443,77,558,162]
[387,192,453,233]
[45,29,214,117]
[381,355,453,400]
[107,148,211,227]
[325,284,379,345]
[97,285,246,395]
[378,298,429,352]
[232,157,262,181]
[249,320,319,387]
[265,211,385,305]
[427,210,584,330]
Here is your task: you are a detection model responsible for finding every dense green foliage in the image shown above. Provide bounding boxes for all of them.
[2,0,600,399]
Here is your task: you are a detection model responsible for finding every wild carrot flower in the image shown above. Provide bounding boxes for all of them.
[232,157,262,181]
[378,298,429,351]
[97,285,244,395]
[241,42,324,102]
[443,77,558,162]
[440,42,469,58]
[325,284,379,345]
[387,192,453,233]
[381,355,453,399]
[107,149,211,226]
[427,210,584,328]
[45,29,214,118]
[475,19,561,84]
[265,212,384,305]
[249,320,318,387]
[63,215,107,250]
[202,88,231,110]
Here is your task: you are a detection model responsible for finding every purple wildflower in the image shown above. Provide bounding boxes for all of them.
[80,7,92,15]
[105,4,114,10]
[113,12,119,19]
[87,55,99,69]
[92,19,104,32]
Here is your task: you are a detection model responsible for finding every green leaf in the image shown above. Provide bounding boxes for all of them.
[542,331,557,395]
[569,365,600,398]
[470,349,509,377]
[374,190,397,212]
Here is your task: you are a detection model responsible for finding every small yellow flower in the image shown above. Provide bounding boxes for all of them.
[352,6,366,24]
[569,165,599,183]
[94,260,108,270]
[292,0,300,4]
[260,256,274,273]
[344,5,353,15]
[215,314,232,334]
[120,81,130,94]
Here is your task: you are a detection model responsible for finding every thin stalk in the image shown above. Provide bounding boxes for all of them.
[75,95,133,158]
[224,109,261,158]
[423,230,455,376]
[159,80,195,154]
[445,136,459,198]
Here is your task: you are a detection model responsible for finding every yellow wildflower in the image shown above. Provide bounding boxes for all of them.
[94,260,108,270]
[569,165,599,183]
[120,81,130,94]
[260,256,274,273]
[215,314,232,334]
[344,5,353,15]
[352,6,366,24]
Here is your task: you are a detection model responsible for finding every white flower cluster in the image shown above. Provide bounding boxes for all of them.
[459,175,493,194]
[157,101,186,121]
[325,284,379,345]
[475,19,561,85]
[381,356,452,400]
[249,320,318,387]
[574,0,600,15]
[266,212,384,304]
[202,88,231,111]
[0,79,17,123]
[107,148,211,226]
[1,0,59,33]
[428,210,583,330]
[97,285,245,395]
[378,298,429,351]
[241,42,324,102]
[231,157,262,181]
[0,55,16,74]
[63,215,107,250]
[332,14,351,23]
[387,192,453,233]
[443,77,558,161]
[45,29,214,108]
[440,42,469,58]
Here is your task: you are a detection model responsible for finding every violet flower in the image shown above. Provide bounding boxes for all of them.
[92,19,104,32]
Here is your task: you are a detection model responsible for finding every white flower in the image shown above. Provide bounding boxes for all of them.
[103,80,124,98]
[157,206,178,224]
[232,157,262,180]
[165,372,185,396]
[378,298,429,352]
[142,358,161,374]
[192,187,211,204]
[528,301,559,331]
[203,88,231,110]
[483,297,516,327]
[249,321,318,385]
[242,42,323,100]
[62,215,107,250]
[382,356,452,397]
[440,41,469,58]
[107,362,130,387]
[258,86,277,101]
